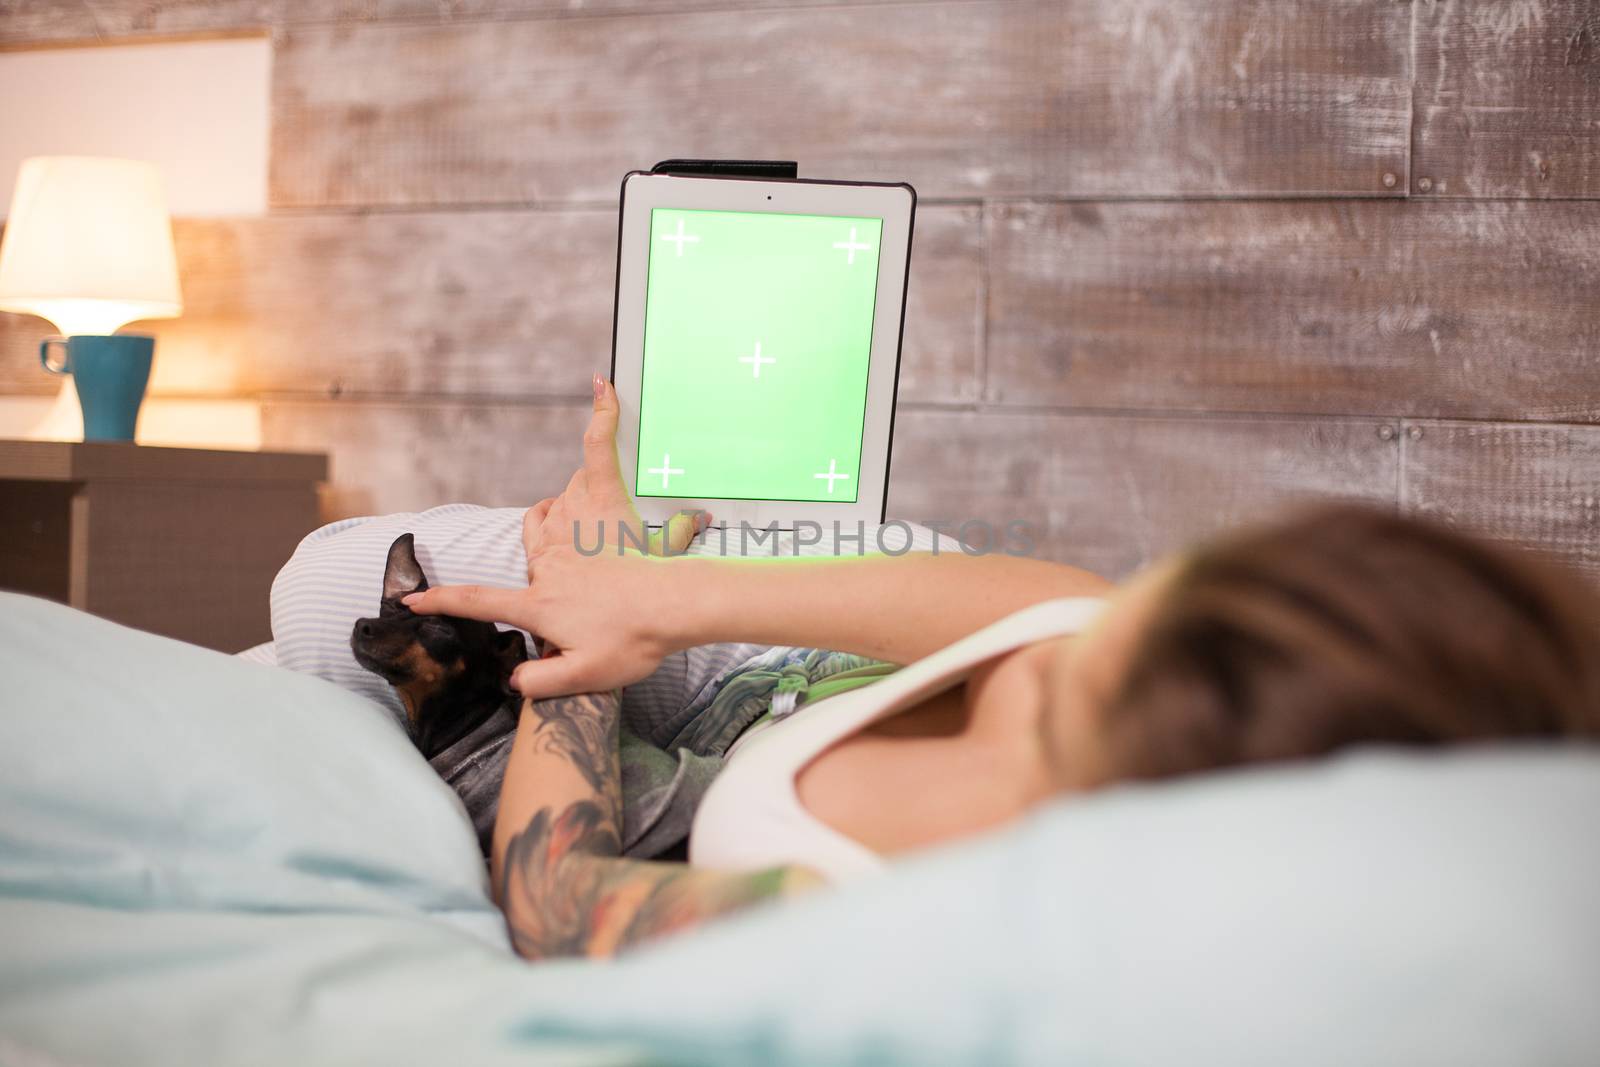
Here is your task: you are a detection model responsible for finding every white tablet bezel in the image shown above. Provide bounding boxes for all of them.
[610,170,916,532]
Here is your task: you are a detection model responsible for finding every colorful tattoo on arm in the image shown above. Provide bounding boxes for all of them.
[496,691,820,960]
[522,690,623,798]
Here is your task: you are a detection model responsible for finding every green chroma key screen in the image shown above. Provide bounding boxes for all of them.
[636,207,884,503]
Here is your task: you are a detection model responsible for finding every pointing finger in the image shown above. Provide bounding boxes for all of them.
[402,584,529,625]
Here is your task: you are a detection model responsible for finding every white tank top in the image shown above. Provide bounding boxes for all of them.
[688,597,1108,883]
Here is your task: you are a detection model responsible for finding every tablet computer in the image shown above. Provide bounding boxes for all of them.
[610,170,916,533]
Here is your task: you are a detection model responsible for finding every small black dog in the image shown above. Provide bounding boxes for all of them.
[351,532,705,861]
[351,533,526,853]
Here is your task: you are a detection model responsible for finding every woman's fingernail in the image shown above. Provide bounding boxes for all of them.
[401,593,422,606]
[592,373,605,401]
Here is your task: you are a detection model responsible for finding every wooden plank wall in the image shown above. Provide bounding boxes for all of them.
[2,0,1597,580]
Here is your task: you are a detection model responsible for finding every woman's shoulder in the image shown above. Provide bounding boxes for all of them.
[986,596,1109,639]
[900,596,1109,676]
[689,595,1110,881]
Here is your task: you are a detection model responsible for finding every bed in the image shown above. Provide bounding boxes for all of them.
[2,591,1598,1066]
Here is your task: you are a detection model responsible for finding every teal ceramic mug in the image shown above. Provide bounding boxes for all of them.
[39,334,154,441]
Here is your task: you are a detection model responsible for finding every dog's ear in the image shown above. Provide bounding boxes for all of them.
[382,533,430,601]
[494,628,529,695]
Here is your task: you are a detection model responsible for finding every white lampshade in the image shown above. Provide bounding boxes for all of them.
[0,156,183,336]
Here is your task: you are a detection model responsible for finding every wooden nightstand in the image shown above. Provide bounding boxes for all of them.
[0,441,328,652]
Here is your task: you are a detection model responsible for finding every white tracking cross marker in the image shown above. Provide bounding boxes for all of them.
[660,218,700,257]
[832,226,872,266]
[739,341,777,379]
[814,458,850,495]
[648,453,685,490]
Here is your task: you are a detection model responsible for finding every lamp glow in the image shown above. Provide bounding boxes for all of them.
[0,156,183,336]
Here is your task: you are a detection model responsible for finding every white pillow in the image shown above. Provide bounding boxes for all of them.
[270,504,957,732]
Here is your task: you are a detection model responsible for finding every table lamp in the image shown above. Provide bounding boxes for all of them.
[0,156,183,441]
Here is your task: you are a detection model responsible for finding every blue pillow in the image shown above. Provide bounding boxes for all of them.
[0,592,502,944]
[509,746,1600,1066]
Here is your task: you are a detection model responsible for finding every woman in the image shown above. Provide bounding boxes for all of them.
[405,377,1600,960]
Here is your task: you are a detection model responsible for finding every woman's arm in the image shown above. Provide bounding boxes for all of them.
[495,688,818,959]
[416,545,1108,700]
[669,549,1110,666]
[405,377,1113,699]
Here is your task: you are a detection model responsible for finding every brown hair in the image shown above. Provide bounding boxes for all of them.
[1101,503,1600,781]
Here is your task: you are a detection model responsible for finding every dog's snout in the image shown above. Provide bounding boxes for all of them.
[356,619,377,639]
